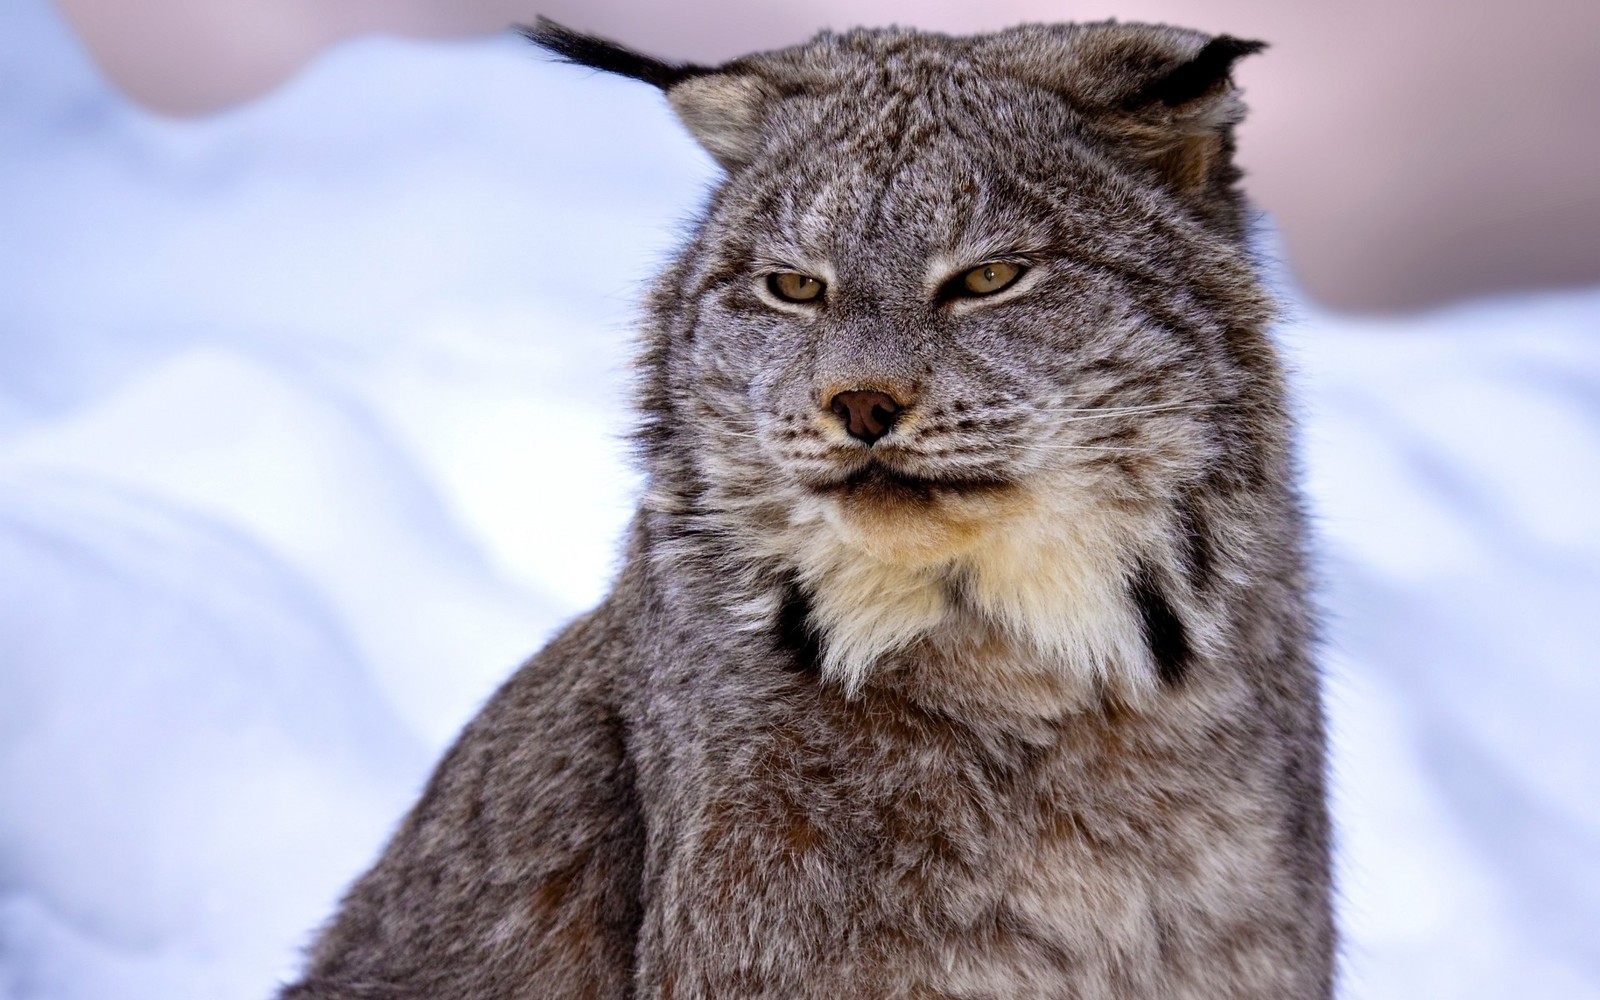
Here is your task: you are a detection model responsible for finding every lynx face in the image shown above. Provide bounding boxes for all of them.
[681,117,1230,534]
[562,24,1282,695]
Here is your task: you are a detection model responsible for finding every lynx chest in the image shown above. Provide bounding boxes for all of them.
[640,676,1294,999]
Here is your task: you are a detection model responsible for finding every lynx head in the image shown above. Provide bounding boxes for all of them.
[527,21,1288,703]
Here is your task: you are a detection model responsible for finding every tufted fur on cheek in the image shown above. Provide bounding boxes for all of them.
[759,482,1164,703]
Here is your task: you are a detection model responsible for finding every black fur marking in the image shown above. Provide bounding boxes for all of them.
[1131,563,1193,687]
[810,463,1013,502]
[1174,493,1215,592]
[1125,36,1267,109]
[774,575,823,675]
[519,17,714,91]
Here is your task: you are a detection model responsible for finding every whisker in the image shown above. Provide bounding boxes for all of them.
[713,427,805,443]
[1028,401,1214,416]
[1033,441,1146,454]
[1043,410,1201,425]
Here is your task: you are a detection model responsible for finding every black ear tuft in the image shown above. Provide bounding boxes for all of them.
[518,17,713,91]
[1124,35,1266,110]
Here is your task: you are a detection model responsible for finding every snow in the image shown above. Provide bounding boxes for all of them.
[2,0,1596,995]
[1293,304,1600,996]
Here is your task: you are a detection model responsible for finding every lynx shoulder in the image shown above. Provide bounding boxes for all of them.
[282,18,1333,1000]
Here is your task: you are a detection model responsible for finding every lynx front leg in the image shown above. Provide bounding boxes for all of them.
[279,633,647,1000]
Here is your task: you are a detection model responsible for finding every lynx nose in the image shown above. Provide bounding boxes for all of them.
[829,389,903,445]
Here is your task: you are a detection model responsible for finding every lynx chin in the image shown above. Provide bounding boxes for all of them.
[281,17,1334,1000]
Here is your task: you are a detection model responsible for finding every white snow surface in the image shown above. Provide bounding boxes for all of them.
[2,1,1596,995]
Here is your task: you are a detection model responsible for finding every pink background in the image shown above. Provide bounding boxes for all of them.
[53,0,1600,314]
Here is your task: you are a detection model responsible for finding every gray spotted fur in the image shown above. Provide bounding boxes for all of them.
[281,19,1334,1000]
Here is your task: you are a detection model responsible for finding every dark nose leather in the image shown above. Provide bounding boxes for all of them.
[829,389,903,445]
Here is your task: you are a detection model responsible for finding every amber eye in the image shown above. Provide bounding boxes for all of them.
[767,272,826,303]
[960,261,1024,295]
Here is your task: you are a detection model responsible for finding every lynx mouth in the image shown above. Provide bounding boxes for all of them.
[812,462,1013,503]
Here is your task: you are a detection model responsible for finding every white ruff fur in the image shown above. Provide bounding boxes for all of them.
[781,482,1158,698]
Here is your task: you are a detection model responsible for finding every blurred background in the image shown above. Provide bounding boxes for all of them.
[2,0,1597,997]
[50,0,1600,314]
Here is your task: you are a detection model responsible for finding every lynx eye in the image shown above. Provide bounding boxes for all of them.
[767,272,826,303]
[960,261,1023,295]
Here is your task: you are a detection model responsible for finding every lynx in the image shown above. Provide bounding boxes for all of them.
[281,18,1333,999]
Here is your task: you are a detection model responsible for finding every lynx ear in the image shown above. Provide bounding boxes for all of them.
[1109,34,1265,195]
[993,25,1265,205]
[520,18,772,171]
[1121,35,1266,112]
[664,74,777,170]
